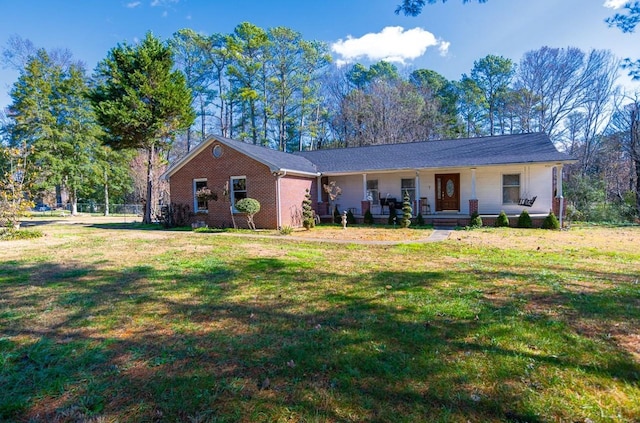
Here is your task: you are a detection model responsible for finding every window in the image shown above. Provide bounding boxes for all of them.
[401,178,416,203]
[231,176,247,211]
[502,174,520,204]
[366,180,379,204]
[193,179,208,212]
[212,144,223,158]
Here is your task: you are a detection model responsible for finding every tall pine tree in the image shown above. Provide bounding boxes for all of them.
[90,32,195,223]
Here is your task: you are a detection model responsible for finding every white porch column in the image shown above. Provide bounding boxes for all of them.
[415,171,421,200]
[470,168,477,199]
[362,173,368,200]
[556,164,563,198]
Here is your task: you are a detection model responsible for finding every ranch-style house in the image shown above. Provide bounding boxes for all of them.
[164,132,575,229]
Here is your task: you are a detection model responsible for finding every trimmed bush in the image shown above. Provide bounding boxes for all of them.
[469,211,483,228]
[495,210,510,227]
[517,209,533,228]
[363,209,374,225]
[400,191,413,228]
[542,210,560,230]
[416,212,425,226]
[235,198,261,230]
[302,189,315,230]
[346,209,356,225]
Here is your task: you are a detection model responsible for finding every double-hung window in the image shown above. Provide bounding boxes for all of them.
[366,180,379,204]
[502,174,520,204]
[401,178,416,203]
[231,176,247,211]
[193,179,208,212]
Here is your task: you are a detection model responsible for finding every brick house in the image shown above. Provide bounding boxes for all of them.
[164,133,575,228]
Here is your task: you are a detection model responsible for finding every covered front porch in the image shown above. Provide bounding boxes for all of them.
[314,163,567,227]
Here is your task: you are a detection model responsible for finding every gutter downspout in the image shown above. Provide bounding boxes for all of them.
[557,164,564,229]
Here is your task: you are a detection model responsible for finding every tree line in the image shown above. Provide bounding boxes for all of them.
[1,20,639,223]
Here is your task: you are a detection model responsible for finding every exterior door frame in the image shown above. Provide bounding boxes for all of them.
[435,173,460,212]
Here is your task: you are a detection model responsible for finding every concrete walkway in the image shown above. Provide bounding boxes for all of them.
[425,228,453,242]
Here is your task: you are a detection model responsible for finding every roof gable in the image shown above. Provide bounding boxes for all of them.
[164,135,319,178]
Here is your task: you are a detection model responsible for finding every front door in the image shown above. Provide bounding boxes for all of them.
[435,173,460,212]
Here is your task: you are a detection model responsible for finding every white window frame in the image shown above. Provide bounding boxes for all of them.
[366,179,379,205]
[193,178,208,213]
[230,176,247,213]
[401,178,416,203]
[502,173,521,204]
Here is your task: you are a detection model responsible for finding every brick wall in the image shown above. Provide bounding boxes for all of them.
[168,141,316,229]
[279,175,314,227]
[169,141,279,228]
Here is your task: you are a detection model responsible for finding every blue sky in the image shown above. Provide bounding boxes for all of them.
[1,0,639,110]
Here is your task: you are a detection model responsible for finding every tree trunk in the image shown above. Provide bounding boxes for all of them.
[70,187,78,216]
[635,159,640,219]
[104,168,110,216]
[144,144,154,224]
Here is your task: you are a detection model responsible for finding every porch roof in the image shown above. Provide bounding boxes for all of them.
[295,133,575,174]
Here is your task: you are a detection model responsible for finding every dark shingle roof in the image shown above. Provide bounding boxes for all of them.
[295,133,574,174]
[214,136,318,174]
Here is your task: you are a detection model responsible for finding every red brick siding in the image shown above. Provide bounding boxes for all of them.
[169,142,279,228]
[279,176,314,227]
[168,141,316,229]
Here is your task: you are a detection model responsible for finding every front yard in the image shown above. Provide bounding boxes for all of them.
[1,219,639,422]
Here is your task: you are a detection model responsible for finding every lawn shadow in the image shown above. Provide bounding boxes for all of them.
[1,251,639,421]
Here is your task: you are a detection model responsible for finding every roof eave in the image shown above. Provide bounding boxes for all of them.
[317,158,577,176]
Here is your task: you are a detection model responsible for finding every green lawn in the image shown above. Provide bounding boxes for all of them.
[1,222,639,422]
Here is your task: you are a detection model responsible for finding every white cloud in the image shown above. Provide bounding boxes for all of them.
[126,1,141,8]
[438,41,450,57]
[603,0,628,9]
[331,26,445,66]
[151,0,179,7]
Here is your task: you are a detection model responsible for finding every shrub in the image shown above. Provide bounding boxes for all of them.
[388,205,398,226]
[416,212,425,226]
[302,189,315,230]
[346,209,356,224]
[235,198,261,230]
[517,209,533,228]
[363,209,374,225]
[495,210,510,227]
[542,210,560,230]
[193,227,223,233]
[333,205,341,224]
[400,191,413,228]
[159,203,192,228]
[279,225,294,235]
[469,211,482,228]
[0,228,43,241]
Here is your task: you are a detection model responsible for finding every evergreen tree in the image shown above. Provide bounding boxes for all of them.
[7,49,101,215]
[90,32,195,224]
